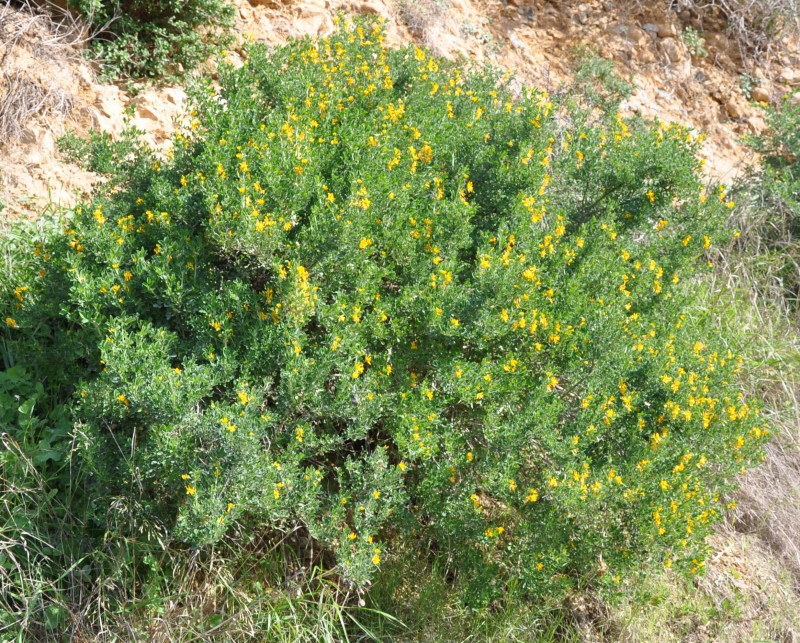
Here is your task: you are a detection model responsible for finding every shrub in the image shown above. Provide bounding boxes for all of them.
[67,0,235,79]
[713,0,800,54]
[733,93,800,321]
[4,17,768,611]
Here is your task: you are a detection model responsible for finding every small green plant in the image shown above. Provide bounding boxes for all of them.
[571,47,633,114]
[682,27,708,57]
[67,0,235,80]
[739,73,756,100]
[2,17,769,630]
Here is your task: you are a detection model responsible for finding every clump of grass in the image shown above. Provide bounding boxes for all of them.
[0,1,81,145]
[394,0,452,47]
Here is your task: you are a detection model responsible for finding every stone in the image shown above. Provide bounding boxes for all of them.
[93,85,125,121]
[725,99,743,119]
[750,86,770,103]
[660,37,683,64]
[639,47,655,64]
[656,23,676,38]
[705,32,730,54]
[358,1,392,19]
[161,87,187,108]
[746,115,765,134]
[627,26,649,48]
[790,93,800,108]
[780,68,797,84]
[508,32,526,49]
[610,23,628,37]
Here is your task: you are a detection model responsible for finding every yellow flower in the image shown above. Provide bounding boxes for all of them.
[185,485,196,495]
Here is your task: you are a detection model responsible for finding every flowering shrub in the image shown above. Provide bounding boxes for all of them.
[4,17,768,605]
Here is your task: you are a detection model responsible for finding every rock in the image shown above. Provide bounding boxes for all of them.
[295,9,333,37]
[660,37,683,64]
[134,103,160,122]
[642,23,658,35]
[705,32,730,53]
[656,23,676,38]
[610,23,628,37]
[162,87,187,108]
[508,32,526,49]
[358,1,392,20]
[750,86,769,103]
[18,126,38,145]
[725,99,743,119]
[746,115,765,134]
[627,26,649,47]
[639,47,655,64]
[93,85,125,121]
[780,68,797,85]
[791,93,800,108]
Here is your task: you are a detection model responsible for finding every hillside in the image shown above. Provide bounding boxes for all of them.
[2,0,799,218]
[1,1,799,640]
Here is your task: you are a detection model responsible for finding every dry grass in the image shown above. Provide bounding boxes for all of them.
[675,0,800,59]
[0,0,86,145]
[393,0,452,48]
[712,249,800,590]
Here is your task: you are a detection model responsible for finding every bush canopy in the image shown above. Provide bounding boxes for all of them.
[3,17,767,611]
